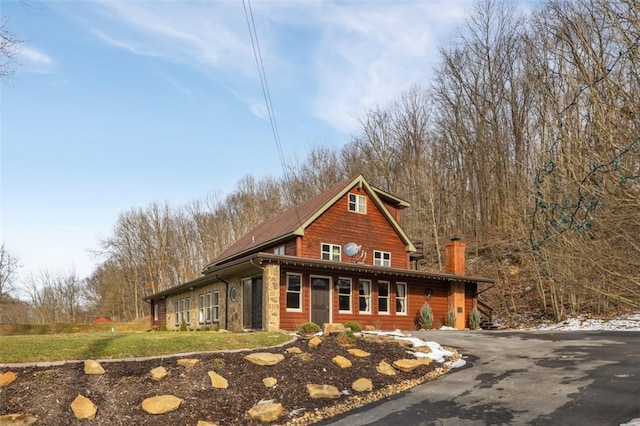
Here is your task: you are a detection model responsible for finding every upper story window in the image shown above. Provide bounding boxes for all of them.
[348,193,366,214]
[374,251,391,267]
[321,243,341,261]
[273,245,285,255]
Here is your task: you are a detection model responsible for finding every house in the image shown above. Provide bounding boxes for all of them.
[146,174,493,332]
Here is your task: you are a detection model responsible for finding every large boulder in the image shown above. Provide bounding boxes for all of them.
[83,360,105,375]
[208,371,229,389]
[392,358,432,372]
[0,414,38,425]
[0,371,17,387]
[332,355,352,369]
[306,384,341,399]
[70,395,97,420]
[141,395,183,415]
[244,352,285,366]
[247,402,284,422]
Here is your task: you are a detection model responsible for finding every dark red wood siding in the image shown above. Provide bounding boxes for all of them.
[278,265,454,331]
[301,185,409,269]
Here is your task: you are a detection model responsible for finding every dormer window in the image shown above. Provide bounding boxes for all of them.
[348,193,366,214]
[321,243,341,261]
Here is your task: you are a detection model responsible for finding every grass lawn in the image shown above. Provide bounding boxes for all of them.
[0,331,292,363]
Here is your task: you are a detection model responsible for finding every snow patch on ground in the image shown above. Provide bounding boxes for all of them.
[522,311,640,331]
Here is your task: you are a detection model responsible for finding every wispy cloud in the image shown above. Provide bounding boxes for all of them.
[18,46,55,73]
[62,1,468,135]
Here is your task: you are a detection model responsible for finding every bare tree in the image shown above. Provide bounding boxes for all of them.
[0,243,20,323]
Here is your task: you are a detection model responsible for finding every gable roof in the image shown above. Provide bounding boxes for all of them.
[203,174,415,273]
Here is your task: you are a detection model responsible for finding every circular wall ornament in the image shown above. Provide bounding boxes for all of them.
[230,286,238,302]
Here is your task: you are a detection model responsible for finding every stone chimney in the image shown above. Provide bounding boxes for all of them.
[445,238,466,275]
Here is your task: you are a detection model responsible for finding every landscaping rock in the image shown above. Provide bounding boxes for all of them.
[285,347,302,354]
[352,378,373,392]
[208,371,229,389]
[196,421,218,426]
[177,358,200,367]
[323,323,346,335]
[392,358,431,372]
[306,384,341,399]
[376,361,396,375]
[308,336,322,348]
[83,360,105,375]
[262,377,278,388]
[347,348,371,357]
[247,402,284,422]
[141,395,182,415]
[244,352,285,366]
[332,355,352,369]
[0,413,38,425]
[0,371,17,387]
[70,394,97,420]
[150,366,169,381]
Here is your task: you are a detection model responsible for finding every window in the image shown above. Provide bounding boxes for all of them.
[396,282,407,314]
[359,280,371,314]
[153,304,159,321]
[175,301,179,325]
[213,291,220,322]
[348,193,366,214]
[274,245,285,255]
[321,243,341,261]
[199,294,205,323]
[179,299,185,324]
[185,298,191,324]
[374,251,391,267]
[378,281,390,314]
[205,293,212,323]
[337,278,352,312]
[286,273,302,311]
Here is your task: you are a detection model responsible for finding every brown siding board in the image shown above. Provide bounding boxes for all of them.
[302,185,408,268]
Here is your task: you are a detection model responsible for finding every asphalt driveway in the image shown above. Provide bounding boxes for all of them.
[321,330,640,426]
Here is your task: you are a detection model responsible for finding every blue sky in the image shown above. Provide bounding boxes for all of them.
[2,0,479,284]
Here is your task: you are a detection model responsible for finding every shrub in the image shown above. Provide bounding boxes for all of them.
[213,325,220,332]
[447,309,457,328]
[344,321,362,332]
[298,322,321,335]
[335,330,357,345]
[469,307,482,330]
[418,303,433,329]
[180,319,188,332]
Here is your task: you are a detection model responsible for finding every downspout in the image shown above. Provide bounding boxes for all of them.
[215,276,230,331]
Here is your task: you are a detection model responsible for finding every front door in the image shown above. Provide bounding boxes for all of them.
[311,277,330,326]
[243,277,263,330]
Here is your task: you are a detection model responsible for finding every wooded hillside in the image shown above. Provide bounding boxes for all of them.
[5,0,638,326]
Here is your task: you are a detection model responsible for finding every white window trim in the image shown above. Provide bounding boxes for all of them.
[348,193,367,214]
[185,298,191,325]
[213,291,220,322]
[286,273,303,312]
[374,251,391,267]
[337,277,353,313]
[321,242,341,261]
[378,281,390,315]
[205,292,212,323]
[396,282,408,315]
[198,294,205,324]
[358,279,372,315]
[175,301,179,325]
